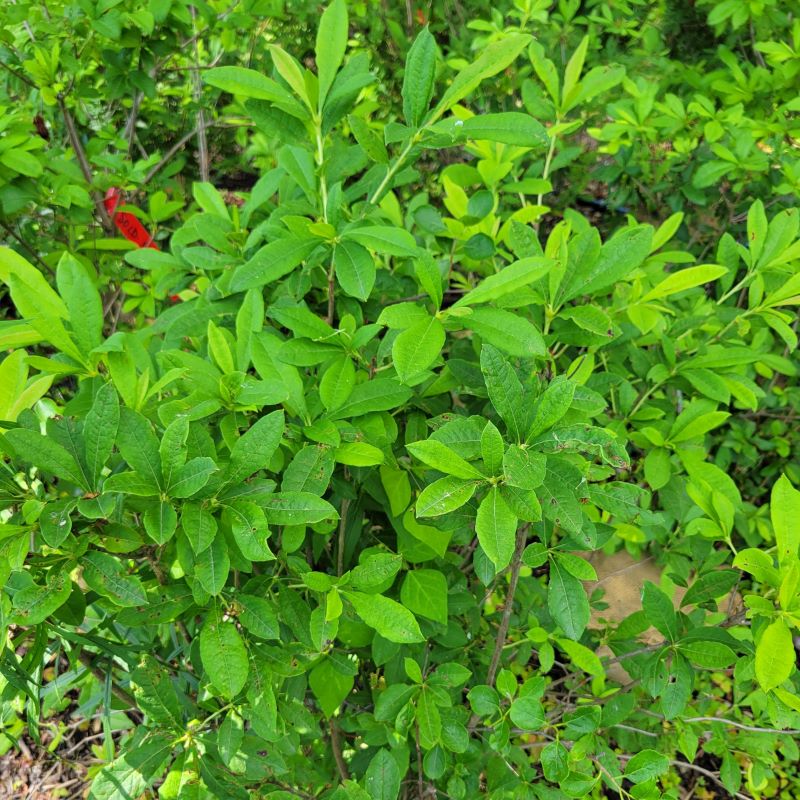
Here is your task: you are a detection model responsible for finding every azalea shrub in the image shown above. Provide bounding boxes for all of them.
[1,1,800,799]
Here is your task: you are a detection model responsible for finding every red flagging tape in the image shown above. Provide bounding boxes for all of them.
[104,188,159,249]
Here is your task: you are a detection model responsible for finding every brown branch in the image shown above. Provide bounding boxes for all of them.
[330,718,349,781]
[57,97,113,231]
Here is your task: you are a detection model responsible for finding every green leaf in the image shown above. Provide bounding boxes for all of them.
[548,557,589,640]
[195,531,230,596]
[3,428,87,489]
[350,553,402,592]
[143,500,177,545]
[205,66,301,105]
[83,384,119,489]
[320,356,356,411]
[540,741,569,782]
[344,590,424,643]
[416,475,477,517]
[475,487,517,571]
[461,112,547,147]
[416,689,442,748]
[192,181,229,219]
[237,594,279,639]
[181,503,218,554]
[453,257,551,308]
[526,376,575,440]
[131,655,182,729]
[755,619,794,692]
[624,749,669,783]
[56,253,103,356]
[167,457,217,498]
[226,410,285,485]
[561,225,653,301]
[87,734,172,800]
[464,307,546,358]
[403,26,437,128]
[401,569,448,624]
[12,570,72,625]
[365,749,401,800]
[342,226,419,257]
[328,377,412,420]
[407,439,485,480]
[433,33,531,117]
[681,569,740,607]
[503,446,545,490]
[200,612,249,699]
[641,264,729,302]
[641,581,677,642]
[83,551,147,607]
[263,492,338,525]
[116,408,163,491]
[231,237,320,291]
[316,0,348,107]
[310,657,354,717]
[335,441,384,466]
[480,344,527,442]
[392,315,445,383]
[334,240,375,301]
[772,474,800,568]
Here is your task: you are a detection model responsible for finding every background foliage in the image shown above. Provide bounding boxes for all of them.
[1,0,800,798]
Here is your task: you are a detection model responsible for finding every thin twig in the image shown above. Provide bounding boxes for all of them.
[336,497,351,577]
[58,97,113,231]
[330,718,349,781]
[190,6,210,182]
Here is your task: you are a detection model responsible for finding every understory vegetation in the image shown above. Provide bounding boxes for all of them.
[1,0,800,798]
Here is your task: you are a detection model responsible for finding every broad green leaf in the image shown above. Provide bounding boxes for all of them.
[237,594,279,639]
[282,445,335,494]
[3,428,87,488]
[200,612,249,699]
[642,581,677,642]
[195,532,231,596]
[83,383,119,488]
[641,264,728,302]
[681,569,740,607]
[87,734,172,800]
[416,476,477,517]
[268,45,311,108]
[461,112,547,147]
[205,66,302,106]
[0,247,67,322]
[117,408,163,491]
[131,655,182,729]
[167,457,217,498]
[480,344,527,442]
[320,356,356,411]
[771,474,800,568]
[345,590,424,643]
[12,570,72,624]
[328,377,412,420]
[416,689,442,748]
[732,548,780,586]
[433,33,531,118]
[562,225,653,301]
[316,0,348,107]
[480,421,504,476]
[226,410,285,485]
[475,488,517,571]
[143,500,177,545]
[403,26,437,127]
[548,557,589,640]
[465,307,546,358]
[392,315,445,383]
[335,441,384,466]
[56,253,103,356]
[453,257,551,308]
[263,492,338,525]
[192,181,229,219]
[181,503,218,554]
[83,551,147,607]
[503,446,545,490]
[159,416,189,488]
[231,237,320,291]
[755,619,795,692]
[365,749,401,800]
[341,226,419,257]
[350,553,402,592]
[400,569,448,624]
[310,657,354,717]
[526,376,575,440]
[624,750,670,783]
[407,439,485,480]
[334,240,375,301]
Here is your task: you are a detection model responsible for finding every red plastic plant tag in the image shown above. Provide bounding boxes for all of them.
[104,188,159,249]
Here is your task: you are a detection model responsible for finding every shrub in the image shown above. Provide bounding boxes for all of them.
[1,1,799,799]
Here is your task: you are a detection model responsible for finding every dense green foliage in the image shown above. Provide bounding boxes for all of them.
[1,1,800,798]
